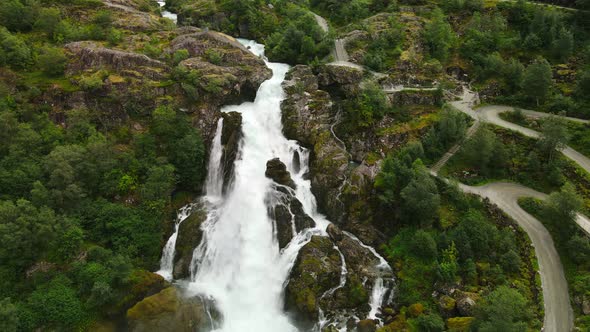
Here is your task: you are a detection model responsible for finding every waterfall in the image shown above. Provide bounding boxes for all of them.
[343,231,395,321]
[155,119,225,281]
[157,0,177,23]
[155,38,394,331]
[155,204,194,281]
[186,39,331,332]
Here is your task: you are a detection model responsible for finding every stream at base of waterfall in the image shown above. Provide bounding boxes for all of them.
[156,39,394,332]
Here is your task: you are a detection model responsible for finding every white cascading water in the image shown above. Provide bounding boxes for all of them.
[155,204,194,280]
[157,0,178,23]
[343,231,395,320]
[156,118,225,280]
[186,39,331,332]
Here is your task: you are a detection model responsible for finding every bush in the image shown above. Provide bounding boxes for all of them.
[38,46,67,77]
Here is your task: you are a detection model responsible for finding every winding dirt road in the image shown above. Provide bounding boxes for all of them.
[430,87,590,331]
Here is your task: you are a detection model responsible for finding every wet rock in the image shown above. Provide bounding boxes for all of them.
[292,150,301,174]
[221,112,242,192]
[127,287,219,332]
[284,236,342,329]
[267,185,315,249]
[265,158,296,189]
[327,223,343,242]
[173,205,207,280]
[357,319,377,332]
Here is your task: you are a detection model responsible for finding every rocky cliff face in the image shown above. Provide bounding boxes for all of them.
[280,65,384,245]
[172,204,207,280]
[280,65,349,224]
[56,29,271,149]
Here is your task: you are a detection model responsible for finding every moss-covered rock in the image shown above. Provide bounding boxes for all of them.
[173,204,207,279]
[438,295,457,318]
[357,319,377,332]
[446,316,475,331]
[267,184,315,249]
[284,236,342,328]
[113,270,169,315]
[126,286,218,332]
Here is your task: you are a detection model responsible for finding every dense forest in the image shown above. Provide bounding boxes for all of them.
[0,0,589,331]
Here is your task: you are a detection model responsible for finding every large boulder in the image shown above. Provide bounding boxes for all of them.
[173,205,207,280]
[284,236,342,328]
[127,287,219,332]
[265,158,296,189]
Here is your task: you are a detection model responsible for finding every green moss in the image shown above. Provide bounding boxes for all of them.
[446,317,474,331]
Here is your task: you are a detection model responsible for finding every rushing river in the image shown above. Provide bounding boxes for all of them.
[156,39,393,331]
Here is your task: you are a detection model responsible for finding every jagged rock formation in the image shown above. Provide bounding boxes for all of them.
[265,158,314,249]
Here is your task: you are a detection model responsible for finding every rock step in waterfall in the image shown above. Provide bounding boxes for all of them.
[154,39,395,332]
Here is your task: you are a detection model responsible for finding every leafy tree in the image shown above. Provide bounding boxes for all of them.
[0,0,37,32]
[503,58,525,92]
[552,28,573,62]
[423,9,455,61]
[375,141,424,205]
[38,46,67,77]
[544,182,583,236]
[567,234,590,265]
[423,107,467,159]
[438,241,459,282]
[0,297,18,332]
[0,199,67,269]
[414,313,445,331]
[412,230,437,260]
[475,286,530,332]
[170,131,206,191]
[27,275,87,329]
[140,164,176,206]
[400,160,440,227]
[522,57,553,105]
[0,28,34,69]
[34,8,61,37]
[537,114,568,161]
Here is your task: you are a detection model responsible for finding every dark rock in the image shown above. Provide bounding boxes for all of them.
[292,150,301,174]
[221,112,242,193]
[267,185,315,250]
[173,205,207,280]
[265,158,296,189]
[456,295,477,317]
[327,223,343,242]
